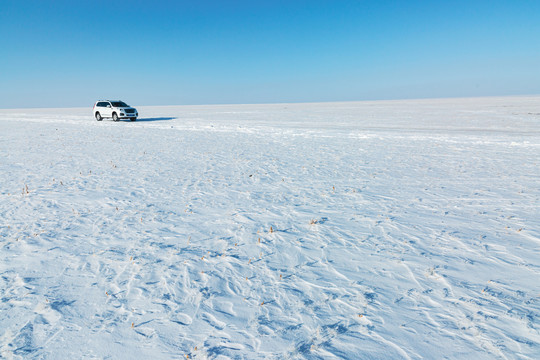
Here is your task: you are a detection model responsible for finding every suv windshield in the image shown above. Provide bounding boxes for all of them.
[111,101,129,107]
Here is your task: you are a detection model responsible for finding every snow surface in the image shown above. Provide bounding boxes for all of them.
[1,96,539,359]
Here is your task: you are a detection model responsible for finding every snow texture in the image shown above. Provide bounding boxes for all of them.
[1,96,539,359]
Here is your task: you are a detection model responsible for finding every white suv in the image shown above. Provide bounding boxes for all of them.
[93,100,138,121]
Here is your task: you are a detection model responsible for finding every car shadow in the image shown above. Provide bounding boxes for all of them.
[122,117,177,122]
[133,117,176,122]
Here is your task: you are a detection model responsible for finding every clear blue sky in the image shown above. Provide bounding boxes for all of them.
[1,0,539,108]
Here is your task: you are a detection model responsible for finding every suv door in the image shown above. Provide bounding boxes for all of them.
[102,101,113,118]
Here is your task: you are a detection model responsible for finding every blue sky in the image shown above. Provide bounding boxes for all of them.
[1,0,539,108]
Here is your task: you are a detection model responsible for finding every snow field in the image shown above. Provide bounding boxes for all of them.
[1,97,540,359]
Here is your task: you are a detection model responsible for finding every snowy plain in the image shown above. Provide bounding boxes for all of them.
[1,96,539,359]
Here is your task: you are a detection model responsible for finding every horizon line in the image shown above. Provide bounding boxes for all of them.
[1,93,539,111]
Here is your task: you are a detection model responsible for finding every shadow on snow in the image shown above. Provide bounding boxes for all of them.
[133,117,176,122]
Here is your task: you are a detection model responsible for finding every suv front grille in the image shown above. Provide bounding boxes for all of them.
[125,109,135,114]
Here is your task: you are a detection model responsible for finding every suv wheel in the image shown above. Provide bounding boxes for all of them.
[95,112,102,121]
[112,113,119,122]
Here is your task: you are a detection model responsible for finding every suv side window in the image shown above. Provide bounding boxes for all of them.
[97,102,106,107]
